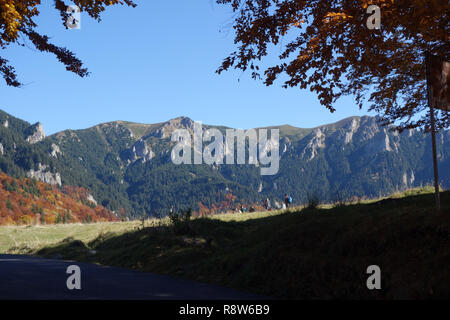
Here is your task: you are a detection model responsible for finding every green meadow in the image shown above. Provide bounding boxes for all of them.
[1,187,449,299]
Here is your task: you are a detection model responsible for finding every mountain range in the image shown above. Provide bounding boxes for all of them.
[0,109,449,217]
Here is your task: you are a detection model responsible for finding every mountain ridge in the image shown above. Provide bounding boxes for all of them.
[0,109,448,217]
[41,114,373,138]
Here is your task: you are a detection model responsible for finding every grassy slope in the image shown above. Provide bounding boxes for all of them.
[2,189,450,299]
[0,221,140,253]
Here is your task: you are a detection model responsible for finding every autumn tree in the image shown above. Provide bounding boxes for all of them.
[216,0,449,130]
[0,0,136,87]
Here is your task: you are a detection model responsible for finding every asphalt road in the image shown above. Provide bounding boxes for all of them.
[0,254,266,300]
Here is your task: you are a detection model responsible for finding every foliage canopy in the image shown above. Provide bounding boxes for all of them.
[216,0,449,130]
[0,0,136,86]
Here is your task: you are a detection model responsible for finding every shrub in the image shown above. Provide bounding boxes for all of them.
[307,193,320,210]
[168,208,193,235]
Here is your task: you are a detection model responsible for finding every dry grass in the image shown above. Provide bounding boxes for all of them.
[0,186,440,254]
[0,206,295,253]
[1,187,449,298]
[0,219,171,253]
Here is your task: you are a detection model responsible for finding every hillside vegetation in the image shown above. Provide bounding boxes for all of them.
[1,109,449,217]
[0,172,118,225]
[2,188,449,299]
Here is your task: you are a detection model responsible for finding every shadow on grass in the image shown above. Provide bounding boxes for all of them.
[35,191,450,299]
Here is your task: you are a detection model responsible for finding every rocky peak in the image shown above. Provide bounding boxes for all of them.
[302,128,326,161]
[27,163,62,186]
[86,194,98,206]
[125,139,154,164]
[362,128,400,154]
[26,122,46,144]
[280,137,292,154]
[357,116,381,141]
[152,117,195,139]
[51,143,62,158]
[344,117,360,144]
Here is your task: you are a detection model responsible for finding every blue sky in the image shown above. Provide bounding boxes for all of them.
[0,1,374,135]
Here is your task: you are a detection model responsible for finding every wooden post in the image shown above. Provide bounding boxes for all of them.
[425,52,441,212]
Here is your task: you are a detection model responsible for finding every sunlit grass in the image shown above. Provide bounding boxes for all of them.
[0,186,443,254]
[0,186,448,298]
[0,219,169,253]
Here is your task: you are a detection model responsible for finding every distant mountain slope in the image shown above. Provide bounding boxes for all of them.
[0,172,117,225]
[0,109,448,217]
[0,110,55,179]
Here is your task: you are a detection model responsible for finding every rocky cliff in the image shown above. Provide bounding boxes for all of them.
[25,122,46,144]
[0,109,448,216]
